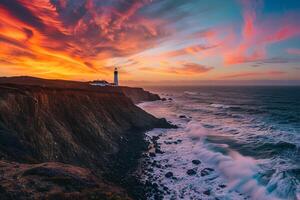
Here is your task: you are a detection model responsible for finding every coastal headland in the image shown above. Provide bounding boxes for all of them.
[0,76,174,200]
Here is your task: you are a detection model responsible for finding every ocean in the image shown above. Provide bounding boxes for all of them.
[139,86,300,200]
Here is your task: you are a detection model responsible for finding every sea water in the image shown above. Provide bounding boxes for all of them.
[139,86,300,200]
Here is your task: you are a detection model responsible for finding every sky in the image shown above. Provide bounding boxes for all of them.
[0,0,300,85]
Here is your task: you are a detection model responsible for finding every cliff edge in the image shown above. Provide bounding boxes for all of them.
[0,76,161,104]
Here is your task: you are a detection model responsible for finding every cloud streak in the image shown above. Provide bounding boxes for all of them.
[287,48,300,55]
[220,70,286,79]
[140,63,213,75]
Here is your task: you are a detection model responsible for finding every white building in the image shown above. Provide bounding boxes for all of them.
[89,80,110,86]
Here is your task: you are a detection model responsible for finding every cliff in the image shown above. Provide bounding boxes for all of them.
[0,77,172,199]
[120,87,160,104]
[0,76,161,104]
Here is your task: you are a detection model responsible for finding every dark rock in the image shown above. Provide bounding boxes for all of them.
[179,115,187,119]
[165,172,173,178]
[144,180,152,187]
[203,190,211,196]
[174,139,182,144]
[152,183,158,189]
[201,168,214,176]
[149,152,156,157]
[155,149,164,154]
[161,98,167,101]
[147,168,154,172]
[168,98,173,101]
[186,169,197,176]
[201,171,208,176]
[157,118,178,128]
[192,160,201,165]
[154,193,163,200]
[142,153,148,158]
[218,184,226,188]
[152,136,160,141]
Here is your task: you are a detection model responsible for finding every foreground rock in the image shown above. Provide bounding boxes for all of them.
[165,172,173,178]
[0,161,130,200]
[192,160,201,165]
[201,168,215,176]
[186,169,197,176]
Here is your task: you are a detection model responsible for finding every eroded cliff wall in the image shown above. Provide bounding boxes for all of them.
[0,80,170,199]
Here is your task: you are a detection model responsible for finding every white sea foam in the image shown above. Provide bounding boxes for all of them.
[139,92,299,200]
[210,103,231,109]
[184,91,198,95]
[183,121,280,199]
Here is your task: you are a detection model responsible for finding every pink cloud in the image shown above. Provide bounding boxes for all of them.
[224,1,300,65]
[287,48,300,55]
[220,70,286,79]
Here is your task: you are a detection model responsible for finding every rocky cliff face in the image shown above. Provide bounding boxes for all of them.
[120,87,160,104]
[0,77,172,199]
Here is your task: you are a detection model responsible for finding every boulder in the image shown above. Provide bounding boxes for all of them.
[186,169,197,176]
[203,190,211,196]
[192,160,201,165]
[165,172,173,178]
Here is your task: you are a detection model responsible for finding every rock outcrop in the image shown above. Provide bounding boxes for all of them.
[0,77,173,199]
[0,161,131,200]
[120,87,160,104]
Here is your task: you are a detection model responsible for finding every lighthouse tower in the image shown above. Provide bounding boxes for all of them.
[114,67,119,86]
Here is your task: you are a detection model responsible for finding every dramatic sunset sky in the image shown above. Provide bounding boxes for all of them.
[0,0,300,85]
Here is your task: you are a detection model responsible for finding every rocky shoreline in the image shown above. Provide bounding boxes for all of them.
[139,127,219,200]
[136,102,233,200]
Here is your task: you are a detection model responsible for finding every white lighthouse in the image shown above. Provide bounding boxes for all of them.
[114,67,119,86]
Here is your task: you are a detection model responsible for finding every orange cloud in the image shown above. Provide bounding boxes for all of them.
[163,44,217,58]
[0,0,169,80]
[140,63,213,75]
[219,70,286,79]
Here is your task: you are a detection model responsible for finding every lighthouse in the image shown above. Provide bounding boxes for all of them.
[114,67,119,86]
